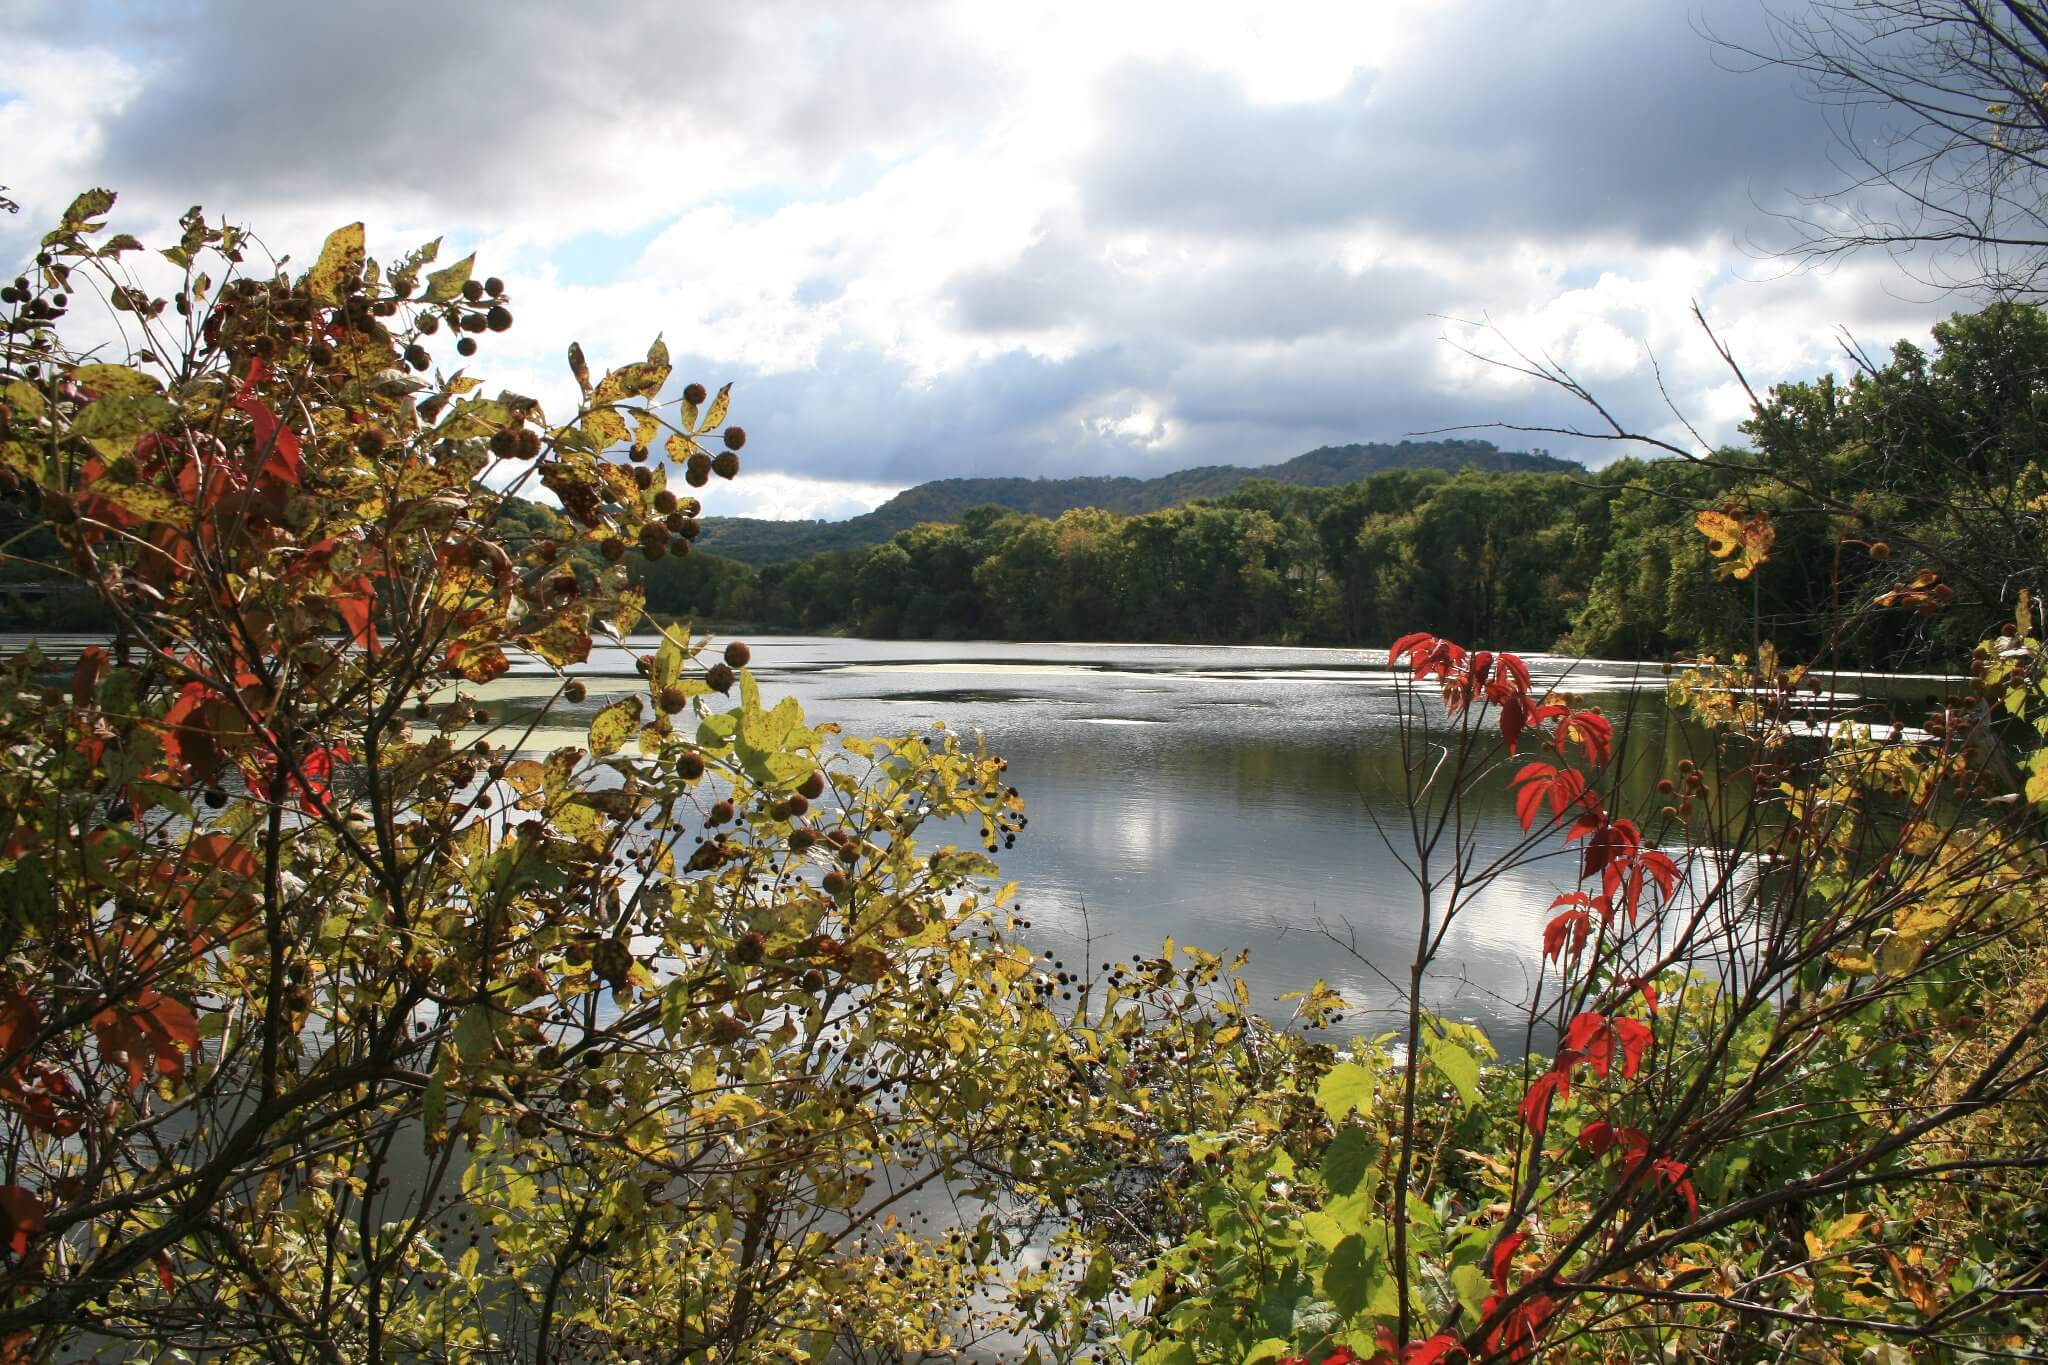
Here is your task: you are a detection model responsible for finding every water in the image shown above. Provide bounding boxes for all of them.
[8,632,1946,1047]
[523,637,1707,1044]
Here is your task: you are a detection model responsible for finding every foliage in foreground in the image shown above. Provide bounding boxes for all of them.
[5,189,2048,1365]
[0,193,1339,1363]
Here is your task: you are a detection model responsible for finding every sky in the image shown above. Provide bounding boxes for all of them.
[0,0,1963,521]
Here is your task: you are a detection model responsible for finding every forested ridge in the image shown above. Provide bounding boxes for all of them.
[693,439,1577,564]
[609,303,2047,669]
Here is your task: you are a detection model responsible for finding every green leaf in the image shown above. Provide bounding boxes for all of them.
[1242,1341,1291,1365]
[1428,1032,1482,1111]
[453,1008,494,1065]
[3,380,46,421]
[1316,1061,1373,1121]
[1323,1235,1372,1319]
[424,252,476,303]
[306,222,366,305]
[1322,1127,1372,1197]
[1300,1210,1347,1251]
[1450,1263,1490,1324]
[588,697,642,757]
[74,395,177,457]
[652,633,686,690]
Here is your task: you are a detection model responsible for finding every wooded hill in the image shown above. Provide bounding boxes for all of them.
[697,438,1577,564]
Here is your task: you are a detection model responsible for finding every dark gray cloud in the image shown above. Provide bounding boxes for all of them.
[949,237,1453,344]
[7,0,990,228]
[1080,2,1842,248]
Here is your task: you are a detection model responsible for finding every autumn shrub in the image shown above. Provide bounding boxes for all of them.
[0,191,1238,1363]
[1096,619,2048,1363]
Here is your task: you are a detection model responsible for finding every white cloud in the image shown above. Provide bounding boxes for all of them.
[0,0,1976,518]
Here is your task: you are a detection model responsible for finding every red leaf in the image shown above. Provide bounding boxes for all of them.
[1404,1335,1464,1365]
[1584,817,1641,882]
[1578,1122,1647,1162]
[1487,1292,1558,1363]
[0,1187,42,1259]
[1565,1013,1614,1078]
[1486,1230,1526,1294]
[1652,1158,1699,1218]
[1542,908,1591,963]
[1388,632,1437,671]
[1613,1017,1654,1079]
[1511,764,1589,833]
[1519,1067,1572,1131]
[1555,710,1613,767]
[1489,652,1532,698]
[1510,762,1557,831]
[232,364,303,491]
[1638,848,1680,901]
[154,1250,176,1294]
[336,577,378,655]
[70,647,109,709]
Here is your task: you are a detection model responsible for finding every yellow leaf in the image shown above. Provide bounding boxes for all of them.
[1695,507,1775,579]
[582,407,627,450]
[71,364,161,397]
[698,382,732,433]
[306,222,366,305]
[423,253,475,303]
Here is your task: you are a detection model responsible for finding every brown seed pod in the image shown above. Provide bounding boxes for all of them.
[683,382,708,405]
[798,770,826,800]
[707,799,735,826]
[461,279,485,303]
[676,750,706,781]
[658,684,688,714]
[706,662,736,693]
[712,450,740,480]
[653,489,678,514]
[734,932,766,964]
[724,641,752,668]
[685,453,712,487]
[488,429,518,458]
[601,539,626,563]
[515,427,541,460]
[789,827,816,853]
[457,336,478,357]
[484,276,505,297]
[486,305,512,332]
[822,869,849,897]
[722,425,746,450]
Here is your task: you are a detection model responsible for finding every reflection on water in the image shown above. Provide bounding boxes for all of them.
[1,632,1945,1053]
[592,637,1714,1047]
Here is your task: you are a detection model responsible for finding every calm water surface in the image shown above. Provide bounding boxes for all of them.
[585,637,1703,1046]
[9,633,1941,1049]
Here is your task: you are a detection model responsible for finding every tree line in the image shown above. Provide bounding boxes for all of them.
[615,301,2045,670]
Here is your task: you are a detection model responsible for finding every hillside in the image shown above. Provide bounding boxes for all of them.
[698,439,1579,564]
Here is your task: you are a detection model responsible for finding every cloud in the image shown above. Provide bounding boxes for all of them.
[0,0,1971,519]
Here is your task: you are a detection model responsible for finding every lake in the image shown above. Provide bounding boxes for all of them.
[481,636,1740,1047]
[9,632,1945,1048]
